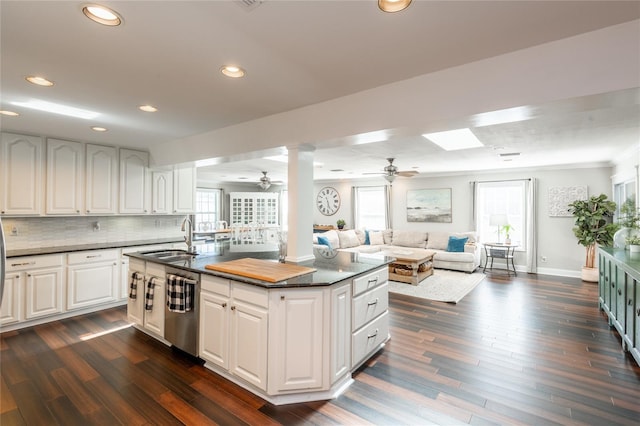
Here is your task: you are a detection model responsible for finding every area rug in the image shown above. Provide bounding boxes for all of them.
[388,269,485,303]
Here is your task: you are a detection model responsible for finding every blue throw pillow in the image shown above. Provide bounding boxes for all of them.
[447,236,468,252]
[364,230,370,245]
[317,235,332,250]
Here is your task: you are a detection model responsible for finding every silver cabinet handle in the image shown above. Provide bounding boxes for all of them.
[367,277,378,285]
[367,298,379,306]
[367,329,379,339]
[222,303,227,308]
[231,306,236,311]
[86,254,102,258]
[11,261,36,267]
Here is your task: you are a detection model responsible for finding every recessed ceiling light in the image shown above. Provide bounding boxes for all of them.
[378,0,412,13]
[25,76,54,87]
[422,128,484,151]
[11,100,99,119]
[220,65,246,78]
[91,126,107,132]
[139,104,158,112]
[82,4,122,26]
[0,110,19,117]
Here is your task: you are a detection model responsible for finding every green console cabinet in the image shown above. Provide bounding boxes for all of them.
[598,248,640,366]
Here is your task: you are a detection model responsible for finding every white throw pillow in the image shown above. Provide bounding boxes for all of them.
[369,230,384,245]
[451,231,478,244]
[323,229,340,249]
[392,230,427,248]
[338,229,361,248]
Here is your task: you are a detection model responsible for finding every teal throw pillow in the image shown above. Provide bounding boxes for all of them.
[447,236,468,252]
[317,235,332,250]
[364,230,370,245]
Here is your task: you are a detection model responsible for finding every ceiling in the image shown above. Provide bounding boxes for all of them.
[1,1,639,186]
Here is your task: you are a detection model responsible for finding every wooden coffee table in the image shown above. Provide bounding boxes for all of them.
[383,248,435,285]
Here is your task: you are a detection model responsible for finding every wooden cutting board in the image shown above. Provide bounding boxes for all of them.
[204,258,316,283]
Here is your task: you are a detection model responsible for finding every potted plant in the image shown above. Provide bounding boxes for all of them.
[501,224,514,245]
[626,234,640,253]
[568,194,618,282]
[336,219,346,230]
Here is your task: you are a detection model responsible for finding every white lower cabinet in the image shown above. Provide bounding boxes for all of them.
[330,282,351,384]
[199,276,268,391]
[3,255,65,322]
[126,259,165,338]
[67,249,118,310]
[268,287,328,393]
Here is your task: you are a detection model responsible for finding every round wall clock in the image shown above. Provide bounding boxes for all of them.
[316,186,340,216]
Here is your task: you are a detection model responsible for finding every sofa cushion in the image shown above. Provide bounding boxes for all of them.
[447,235,468,252]
[433,250,476,263]
[354,229,367,245]
[451,231,478,244]
[392,230,427,248]
[369,230,384,245]
[426,231,450,250]
[338,229,361,248]
[383,229,393,244]
[323,229,340,249]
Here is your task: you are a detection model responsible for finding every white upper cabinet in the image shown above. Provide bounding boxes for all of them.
[46,139,84,215]
[0,132,43,216]
[151,170,173,214]
[85,144,118,214]
[173,166,196,214]
[119,148,150,214]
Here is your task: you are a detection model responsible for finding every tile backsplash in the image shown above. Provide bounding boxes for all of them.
[2,215,186,250]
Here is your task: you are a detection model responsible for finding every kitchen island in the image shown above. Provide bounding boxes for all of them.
[126,244,393,405]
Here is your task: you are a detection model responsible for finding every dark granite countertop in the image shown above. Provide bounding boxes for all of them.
[126,244,393,288]
[6,238,184,258]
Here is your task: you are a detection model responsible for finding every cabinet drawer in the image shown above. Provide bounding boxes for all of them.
[352,282,388,331]
[352,267,388,296]
[146,262,166,279]
[129,258,146,272]
[233,282,268,308]
[352,310,389,368]
[202,275,230,296]
[68,249,119,265]
[7,254,63,271]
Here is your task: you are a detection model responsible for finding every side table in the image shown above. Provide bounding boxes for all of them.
[482,243,517,276]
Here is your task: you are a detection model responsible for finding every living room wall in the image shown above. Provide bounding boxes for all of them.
[314,165,613,277]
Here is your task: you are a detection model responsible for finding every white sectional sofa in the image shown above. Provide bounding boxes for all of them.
[314,228,481,273]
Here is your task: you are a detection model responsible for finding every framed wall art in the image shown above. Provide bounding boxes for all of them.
[407,188,452,223]
[548,186,587,217]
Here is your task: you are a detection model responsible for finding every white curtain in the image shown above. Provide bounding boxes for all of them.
[525,178,538,273]
[384,185,392,229]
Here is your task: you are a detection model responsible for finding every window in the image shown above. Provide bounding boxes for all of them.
[353,186,388,230]
[614,178,637,219]
[475,181,525,247]
[195,188,222,230]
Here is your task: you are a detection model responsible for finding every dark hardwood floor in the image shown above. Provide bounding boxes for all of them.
[2,272,639,425]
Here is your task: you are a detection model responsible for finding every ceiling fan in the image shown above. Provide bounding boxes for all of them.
[257,171,283,190]
[364,158,418,183]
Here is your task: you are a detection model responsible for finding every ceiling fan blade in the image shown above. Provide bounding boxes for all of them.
[397,170,418,177]
[362,172,385,175]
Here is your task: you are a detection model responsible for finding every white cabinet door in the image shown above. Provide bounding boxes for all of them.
[331,282,351,384]
[119,148,149,214]
[173,166,195,214]
[67,252,118,310]
[230,298,268,391]
[1,272,22,325]
[86,144,118,214]
[0,132,43,215]
[151,170,173,214]
[127,259,146,326]
[143,276,165,337]
[25,267,64,319]
[46,139,84,215]
[268,288,327,393]
[200,290,230,369]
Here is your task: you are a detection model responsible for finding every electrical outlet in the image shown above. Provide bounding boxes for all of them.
[541,256,547,262]
[11,225,18,236]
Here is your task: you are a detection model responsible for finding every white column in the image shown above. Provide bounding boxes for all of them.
[286,145,315,263]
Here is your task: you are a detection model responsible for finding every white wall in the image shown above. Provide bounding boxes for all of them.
[313,166,613,277]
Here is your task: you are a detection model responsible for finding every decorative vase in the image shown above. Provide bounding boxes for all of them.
[613,227,633,249]
[630,244,640,253]
[505,238,511,245]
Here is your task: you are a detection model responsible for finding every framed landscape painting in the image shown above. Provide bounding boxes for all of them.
[407,188,452,223]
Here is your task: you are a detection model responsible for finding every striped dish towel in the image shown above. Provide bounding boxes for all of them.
[129,271,143,300]
[145,277,157,311]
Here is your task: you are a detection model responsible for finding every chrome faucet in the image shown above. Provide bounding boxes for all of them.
[181,216,195,253]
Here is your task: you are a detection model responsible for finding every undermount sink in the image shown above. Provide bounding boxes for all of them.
[141,249,197,262]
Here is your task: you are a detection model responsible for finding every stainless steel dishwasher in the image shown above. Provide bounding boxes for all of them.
[164,267,200,357]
